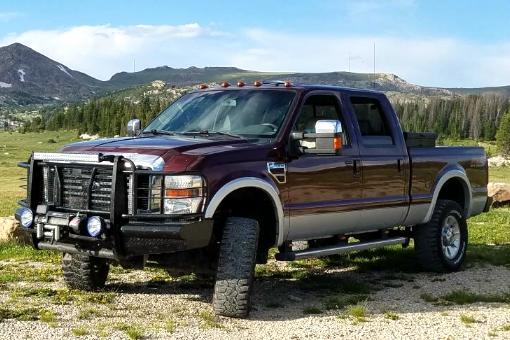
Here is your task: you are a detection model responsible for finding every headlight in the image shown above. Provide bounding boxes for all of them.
[86,216,103,237]
[163,175,205,215]
[15,208,33,228]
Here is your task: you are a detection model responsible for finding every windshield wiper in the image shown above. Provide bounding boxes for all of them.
[182,130,243,139]
[143,129,175,136]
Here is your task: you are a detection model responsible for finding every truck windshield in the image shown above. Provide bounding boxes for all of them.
[145,89,296,138]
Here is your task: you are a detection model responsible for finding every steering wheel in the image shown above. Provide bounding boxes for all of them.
[260,123,278,131]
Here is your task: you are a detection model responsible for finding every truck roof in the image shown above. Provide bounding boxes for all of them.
[197,81,384,95]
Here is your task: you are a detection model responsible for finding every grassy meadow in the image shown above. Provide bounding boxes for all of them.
[0,130,78,216]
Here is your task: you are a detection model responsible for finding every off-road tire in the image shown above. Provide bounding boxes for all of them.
[414,199,468,272]
[62,253,109,291]
[213,217,259,318]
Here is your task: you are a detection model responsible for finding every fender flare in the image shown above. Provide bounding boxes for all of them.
[422,169,472,223]
[204,177,286,246]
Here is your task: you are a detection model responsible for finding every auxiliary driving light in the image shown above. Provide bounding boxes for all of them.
[86,216,103,237]
[15,208,33,228]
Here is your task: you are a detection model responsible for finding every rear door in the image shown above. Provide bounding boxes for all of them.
[343,93,409,228]
[286,91,362,240]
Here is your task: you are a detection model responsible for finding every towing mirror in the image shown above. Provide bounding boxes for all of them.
[292,120,344,155]
[127,119,141,137]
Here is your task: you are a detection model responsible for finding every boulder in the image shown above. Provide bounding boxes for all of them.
[0,216,30,243]
[488,182,510,205]
[488,156,510,167]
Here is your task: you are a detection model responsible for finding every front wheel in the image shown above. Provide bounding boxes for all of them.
[62,253,109,291]
[213,217,259,318]
[414,200,468,272]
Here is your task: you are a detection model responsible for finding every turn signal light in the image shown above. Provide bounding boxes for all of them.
[165,188,202,198]
[333,136,343,150]
[220,81,230,88]
[253,80,262,87]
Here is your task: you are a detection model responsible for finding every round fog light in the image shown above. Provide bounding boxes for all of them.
[86,216,103,237]
[16,208,33,228]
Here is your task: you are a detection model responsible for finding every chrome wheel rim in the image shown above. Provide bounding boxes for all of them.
[441,215,461,260]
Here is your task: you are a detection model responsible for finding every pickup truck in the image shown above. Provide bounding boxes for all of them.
[15,81,490,318]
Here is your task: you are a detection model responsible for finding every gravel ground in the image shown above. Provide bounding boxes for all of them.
[0,257,509,340]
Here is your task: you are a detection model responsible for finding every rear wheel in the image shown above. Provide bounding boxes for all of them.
[213,217,259,318]
[62,253,109,291]
[414,200,468,272]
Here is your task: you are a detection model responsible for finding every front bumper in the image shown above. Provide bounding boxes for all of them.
[15,208,214,260]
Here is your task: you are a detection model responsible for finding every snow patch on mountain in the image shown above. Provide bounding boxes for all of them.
[56,64,73,78]
[0,82,12,88]
[18,69,25,82]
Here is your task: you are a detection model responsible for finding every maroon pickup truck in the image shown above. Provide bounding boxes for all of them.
[16,81,490,318]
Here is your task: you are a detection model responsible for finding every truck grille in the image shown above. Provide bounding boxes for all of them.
[42,165,114,212]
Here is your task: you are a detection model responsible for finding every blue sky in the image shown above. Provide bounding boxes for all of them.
[1,0,509,87]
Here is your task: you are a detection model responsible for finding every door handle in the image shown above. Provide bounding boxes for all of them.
[397,158,403,172]
[346,159,361,177]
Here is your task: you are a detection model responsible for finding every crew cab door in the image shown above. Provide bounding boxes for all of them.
[286,92,362,240]
[344,93,409,228]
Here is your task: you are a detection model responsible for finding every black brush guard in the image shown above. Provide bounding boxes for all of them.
[18,153,213,261]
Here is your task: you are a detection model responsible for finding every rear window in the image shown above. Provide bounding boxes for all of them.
[350,97,393,145]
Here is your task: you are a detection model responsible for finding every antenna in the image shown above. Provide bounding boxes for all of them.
[133,58,136,73]
[373,42,376,89]
[348,54,351,72]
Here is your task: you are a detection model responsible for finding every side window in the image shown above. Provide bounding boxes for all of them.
[294,95,349,148]
[350,97,393,146]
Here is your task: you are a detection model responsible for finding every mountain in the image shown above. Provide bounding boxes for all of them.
[108,66,452,97]
[0,42,508,109]
[0,43,108,106]
[448,85,510,97]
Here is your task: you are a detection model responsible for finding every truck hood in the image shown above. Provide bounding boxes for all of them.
[60,135,255,171]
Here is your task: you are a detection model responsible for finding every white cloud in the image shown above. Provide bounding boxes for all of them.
[1,23,509,87]
[0,11,21,22]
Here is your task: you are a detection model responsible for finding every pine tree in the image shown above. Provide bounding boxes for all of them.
[496,110,510,155]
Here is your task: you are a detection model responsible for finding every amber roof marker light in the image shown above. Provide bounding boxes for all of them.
[220,81,230,88]
[237,81,246,87]
[198,83,208,90]
[284,81,293,88]
[253,80,262,87]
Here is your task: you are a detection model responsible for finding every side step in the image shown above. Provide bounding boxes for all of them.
[275,237,408,261]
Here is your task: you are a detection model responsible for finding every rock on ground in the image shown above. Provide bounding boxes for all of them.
[488,182,510,205]
[0,216,30,242]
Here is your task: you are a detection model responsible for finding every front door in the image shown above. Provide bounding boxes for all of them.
[286,92,362,240]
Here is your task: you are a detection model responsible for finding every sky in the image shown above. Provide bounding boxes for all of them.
[0,0,509,88]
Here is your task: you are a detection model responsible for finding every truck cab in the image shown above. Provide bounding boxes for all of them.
[15,81,489,318]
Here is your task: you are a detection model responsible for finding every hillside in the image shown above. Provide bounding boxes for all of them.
[0,43,108,106]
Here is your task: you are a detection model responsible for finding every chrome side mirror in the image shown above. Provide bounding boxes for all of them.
[315,119,343,134]
[127,119,141,137]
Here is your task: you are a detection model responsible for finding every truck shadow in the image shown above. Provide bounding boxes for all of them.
[101,244,509,321]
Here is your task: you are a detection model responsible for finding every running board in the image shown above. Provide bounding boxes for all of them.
[275,237,408,261]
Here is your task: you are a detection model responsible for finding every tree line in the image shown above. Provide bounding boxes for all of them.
[22,92,510,153]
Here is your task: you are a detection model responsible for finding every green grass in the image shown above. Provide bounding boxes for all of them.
[114,323,144,340]
[303,306,323,315]
[421,290,510,305]
[383,310,400,320]
[346,304,368,322]
[0,305,41,322]
[0,241,59,262]
[460,314,477,325]
[0,130,77,216]
[489,167,510,184]
[198,311,224,329]
[71,326,89,336]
